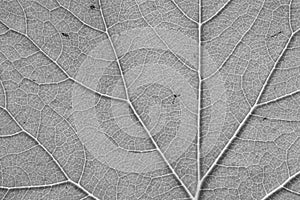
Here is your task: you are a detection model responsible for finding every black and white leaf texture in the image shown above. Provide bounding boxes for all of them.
[0,0,299,199]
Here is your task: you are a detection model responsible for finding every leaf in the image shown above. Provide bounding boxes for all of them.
[0,0,300,200]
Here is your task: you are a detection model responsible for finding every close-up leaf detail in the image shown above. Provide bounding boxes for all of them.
[0,0,299,200]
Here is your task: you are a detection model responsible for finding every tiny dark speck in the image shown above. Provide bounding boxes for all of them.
[90,5,96,9]
[172,94,181,104]
[61,32,69,37]
[270,31,282,38]
[128,150,141,154]
[263,117,267,121]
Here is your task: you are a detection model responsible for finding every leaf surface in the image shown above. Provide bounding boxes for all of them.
[0,0,300,200]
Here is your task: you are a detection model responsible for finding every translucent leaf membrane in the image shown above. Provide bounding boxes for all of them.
[199,0,300,199]
[1,0,300,200]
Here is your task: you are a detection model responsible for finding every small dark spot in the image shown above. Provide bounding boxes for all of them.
[61,32,69,38]
[270,31,282,38]
[262,117,267,121]
[172,94,181,104]
[90,5,96,10]
[128,150,141,154]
